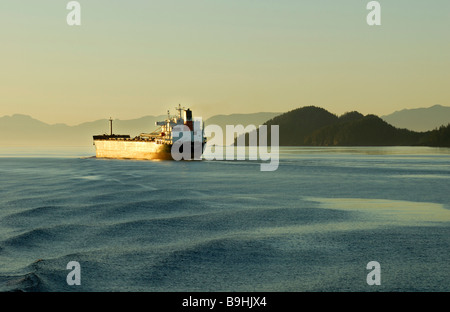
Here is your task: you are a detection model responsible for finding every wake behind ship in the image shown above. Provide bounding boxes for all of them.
[93,105,206,160]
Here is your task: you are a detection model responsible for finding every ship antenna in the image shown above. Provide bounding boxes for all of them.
[109,117,113,136]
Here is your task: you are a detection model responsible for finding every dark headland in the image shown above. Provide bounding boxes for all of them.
[238,106,450,147]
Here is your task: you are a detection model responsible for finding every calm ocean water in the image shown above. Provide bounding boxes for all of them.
[0,146,449,292]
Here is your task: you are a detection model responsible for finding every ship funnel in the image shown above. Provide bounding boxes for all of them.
[184,109,192,121]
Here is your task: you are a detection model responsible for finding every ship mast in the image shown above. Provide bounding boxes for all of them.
[176,104,184,120]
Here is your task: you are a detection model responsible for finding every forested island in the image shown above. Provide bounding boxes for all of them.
[239,106,450,147]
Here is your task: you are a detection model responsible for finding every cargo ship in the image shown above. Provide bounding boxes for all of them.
[93,105,206,160]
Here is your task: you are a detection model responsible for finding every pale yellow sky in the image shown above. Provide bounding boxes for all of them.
[1,0,449,125]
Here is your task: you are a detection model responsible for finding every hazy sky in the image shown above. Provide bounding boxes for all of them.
[1,0,449,125]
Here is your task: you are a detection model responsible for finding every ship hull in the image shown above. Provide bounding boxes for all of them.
[94,140,173,160]
[94,140,205,160]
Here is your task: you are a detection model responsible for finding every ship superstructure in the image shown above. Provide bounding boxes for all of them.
[93,105,206,160]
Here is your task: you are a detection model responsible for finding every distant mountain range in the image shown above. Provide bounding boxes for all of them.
[0,112,280,146]
[240,106,450,147]
[0,114,166,147]
[381,105,450,132]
